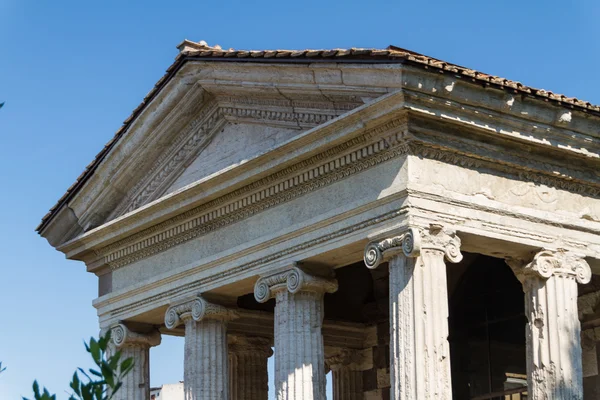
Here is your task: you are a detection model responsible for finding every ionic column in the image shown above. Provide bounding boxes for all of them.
[326,349,365,400]
[364,224,462,400]
[229,335,273,400]
[109,323,161,400]
[508,249,592,400]
[165,296,238,400]
[254,265,338,400]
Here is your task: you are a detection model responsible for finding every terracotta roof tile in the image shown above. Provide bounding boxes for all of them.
[36,40,600,233]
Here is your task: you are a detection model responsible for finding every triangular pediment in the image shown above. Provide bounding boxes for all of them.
[105,90,367,223]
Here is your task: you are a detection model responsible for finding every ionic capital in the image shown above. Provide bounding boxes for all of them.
[110,323,161,349]
[507,249,591,284]
[254,265,338,303]
[164,296,238,329]
[325,348,366,371]
[228,335,273,357]
[364,223,463,269]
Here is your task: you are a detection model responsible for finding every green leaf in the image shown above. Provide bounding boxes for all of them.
[120,357,134,374]
[89,339,101,364]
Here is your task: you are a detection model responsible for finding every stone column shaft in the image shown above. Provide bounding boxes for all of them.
[165,296,238,400]
[509,250,591,400]
[327,349,366,400]
[275,290,326,399]
[332,368,363,400]
[254,265,338,400]
[109,324,161,400]
[229,335,273,400]
[365,224,462,400]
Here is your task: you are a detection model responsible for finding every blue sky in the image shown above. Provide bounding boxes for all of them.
[0,0,599,398]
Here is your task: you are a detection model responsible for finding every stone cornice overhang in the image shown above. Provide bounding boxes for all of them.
[37,45,600,235]
[56,83,600,274]
[56,89,409,267]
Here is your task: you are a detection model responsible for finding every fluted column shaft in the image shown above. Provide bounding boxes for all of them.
[275,290,326,399]
[109,324,161,400]
[364,224,462,400]
[327,349,366,400]
[184,318,229,400]
[254,265,338,400]
[509,250,592,400]
[165,296,238,400]
[229,336,273,400]
[332,368,363,400]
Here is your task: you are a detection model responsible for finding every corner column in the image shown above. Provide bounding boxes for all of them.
[254,265,338,400]
[326,349,366,400]
[109,324,161,400]
[508,249,591,400]
[229,335,273,400]
[364,224,462,400]
[165,296,238,400]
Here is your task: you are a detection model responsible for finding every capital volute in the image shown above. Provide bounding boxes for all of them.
[110,323,161,349]
[507,249,591,284]
[364,224,463,269]
[164,296,238,329]
[254,265,338,303]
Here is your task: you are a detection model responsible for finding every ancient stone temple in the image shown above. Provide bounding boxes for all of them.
[37,40,600,399]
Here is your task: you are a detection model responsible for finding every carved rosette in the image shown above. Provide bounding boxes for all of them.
[508,249,591,284]
[164,296,238,329]
[110,323,161,349]
[254,265,338,303]
[364,224,462,269]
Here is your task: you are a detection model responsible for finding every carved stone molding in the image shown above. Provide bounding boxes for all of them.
[507,249,592,284]
[93,117,600,271]
[364,223,463,269]
[106,208,404,320]
[99,123,411,269]
[253,265,338,303]
[164,296,238,329]
[114,98,361,218]
[508,249,591,399]
[110,323,161,348]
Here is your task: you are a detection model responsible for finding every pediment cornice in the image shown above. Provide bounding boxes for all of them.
[107,95,364,220]
[58,92,600,273]
[51,63,600,265]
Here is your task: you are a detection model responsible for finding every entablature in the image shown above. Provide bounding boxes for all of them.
[41,60,600,251]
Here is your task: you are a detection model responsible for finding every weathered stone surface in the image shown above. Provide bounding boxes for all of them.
[327,348,368,400]
[38,41,600,400]
[365,224,462,400]
[109,324,161,400]
[508,249,592,400]
[165,297,237,400]
[255,267,337,400]
[229,335,272,400]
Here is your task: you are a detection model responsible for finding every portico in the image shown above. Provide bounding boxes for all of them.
[38,41,600,399]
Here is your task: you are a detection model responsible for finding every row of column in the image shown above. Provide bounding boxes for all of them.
[364,224,591,400]
[108,223,592,400]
